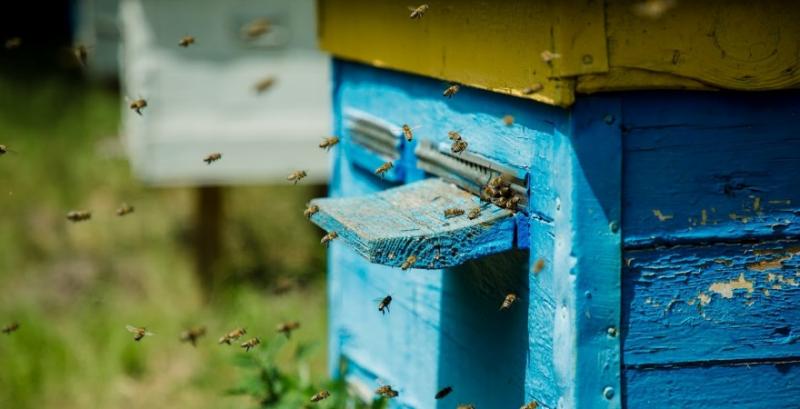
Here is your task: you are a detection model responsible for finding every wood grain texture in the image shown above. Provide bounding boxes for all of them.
[623,240,800,366]
[623,361,800,409]
[621,91,800,247]
[310,178,516,269]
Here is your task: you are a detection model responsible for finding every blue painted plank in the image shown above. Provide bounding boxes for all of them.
[623,361,800,409]
[621,92,800,247]
[623,240,800,366]
[311,178,517,269]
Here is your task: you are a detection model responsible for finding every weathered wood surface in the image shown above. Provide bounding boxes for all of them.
[624,361,800,409]
[310,178,516,269]
[621,92,800,247]
[623,240,800,366]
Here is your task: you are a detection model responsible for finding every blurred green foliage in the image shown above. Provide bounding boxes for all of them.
[0,74,333,409]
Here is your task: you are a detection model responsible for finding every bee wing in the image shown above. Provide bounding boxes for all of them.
[125,325,139,333]
[144,331,155,336]
[407,6,417,11]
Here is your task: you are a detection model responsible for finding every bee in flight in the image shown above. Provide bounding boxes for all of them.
[73,44,90,66]
[66,210,91,222]
[500,293,518,310]
[408,4,429,19]
[5,37,21,50]
[435,386,453,399]
[400,254,416,270]
[129,98,147,116]
[304,204,319,219]
[401,124,423,142]
[0,144,17,155]
[374,161,393,178]
[287,170,307,184]
[444,208,465,218]
[320,231,338,247]
[126,325,154,341]
[377,295,392,315]
[180,326,206,346]
[310,390,331,402]
[521,401,540,409]
[204,152,222,164]
[457,404,476,409]
[254,76,276,94]
[242,17,271,40]
[443,84,460,98]
[503,115,515,126]
[522,84,544,95]
[451,139,468,153]
[376,384,400,398]
[540,50,561,63]
[533,258,545,274]
[116,203,134,217]
[468,207,481,220]
[219,328,247,345]
[178,35,196,47]
[240,337,261,352]
[276,321,301,338]
[319,136,340,151]
[2,322,19,335]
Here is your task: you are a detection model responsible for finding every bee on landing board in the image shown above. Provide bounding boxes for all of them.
[116,203,134,217]
[126,325,154,341]
[218,328,246,345]
[129,98,147,116]
[253,76,276,94]
[320,231,338,247]
[180,326,207,346]
[444,208,465,218]
[448,131,462,141]
[443,84,460,98]
[401,254,417,270]
[408,4,429,19]
[468,207,481,220]
[521,401,540,409]
[374,161,393,178]
[2,322,19,335]
[304,204,319,219]
[204,152,222,164]
[319,136,340,151]
[66,210,91,222]
[377,295,392,315]
[435,386,453,399]
[500,293,518,310]
[451,139,468,154]
[287,170,307,184]
[376,384,399,398]
[276,321,300,338]
[240,337,261,352]
[310,390,330,402]
[178,36,196,47]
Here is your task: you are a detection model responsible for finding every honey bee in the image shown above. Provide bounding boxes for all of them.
[451,139,468,154]
[444,208,465,218]
[126,325,154,341]
[377,295,392,315]
[500,293,518,310]
[457,404,476,409]
[402,124,414,142]
[310,390,331,402]
[2,322,19,335]
[374,161,393,178]
[204,152,222,164]
[180,326,207,346]
[408,4,429,19]
[178,35,196,47]
[129,98,147,116]
[506,195,521,211]
[400,254,416,270]
[240,337,261,352]
[520,401,540,409]
[448,131,462,141]
[73,44,90,66]
[116,203,134,216]
[376,384,399,398]
[218,328,247,345]
[533,258,545,274]
[468,207,481,220]
[304,204,319,219]
[443,84,460,98]
[435,386,453,399]
[522,84,544,95]
[632,0,676,19]
[540,50,561,63]
[287,170,307,184]
[0,144,15,155]
[319,136,340,151]
[321,231,338,247]
[503,115,514,126]
[66,210,91,222]
[5,37,21,50]
[276,321,301,338]
[242,17,271,39]
[254,76,276,94]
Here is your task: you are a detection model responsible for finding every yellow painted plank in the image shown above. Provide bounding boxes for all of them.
[577,67,717,94]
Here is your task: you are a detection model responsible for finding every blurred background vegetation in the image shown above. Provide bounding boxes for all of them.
[0,23,335,409]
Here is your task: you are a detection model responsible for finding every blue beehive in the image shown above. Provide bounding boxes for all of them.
[310,2,800,408]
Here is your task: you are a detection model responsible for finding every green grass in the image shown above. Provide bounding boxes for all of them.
[0,74,329,409]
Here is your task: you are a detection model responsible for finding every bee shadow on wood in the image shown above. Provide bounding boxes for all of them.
[436,249,529,409]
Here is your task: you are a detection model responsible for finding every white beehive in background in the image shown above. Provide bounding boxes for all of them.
[120,0,331,185]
